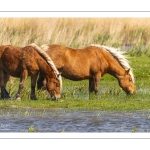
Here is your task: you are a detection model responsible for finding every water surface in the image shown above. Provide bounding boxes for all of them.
[0,108,150,132]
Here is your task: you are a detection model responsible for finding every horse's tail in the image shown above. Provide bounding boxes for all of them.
[30,43,62,90]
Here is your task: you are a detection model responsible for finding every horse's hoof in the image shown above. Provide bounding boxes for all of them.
[31,97,38,100]
[1,95,11,100]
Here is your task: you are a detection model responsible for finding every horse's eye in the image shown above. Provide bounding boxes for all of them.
[56,83,60,87]
[129,78,132,82]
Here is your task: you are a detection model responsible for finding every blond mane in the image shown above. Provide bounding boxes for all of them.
[41,44,49,51]
[91,44,134,83]
[30,43,62,90]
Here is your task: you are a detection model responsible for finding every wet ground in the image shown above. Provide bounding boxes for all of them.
[0,108,150,132]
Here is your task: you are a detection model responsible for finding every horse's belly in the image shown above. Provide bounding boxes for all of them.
[61,69,89,80]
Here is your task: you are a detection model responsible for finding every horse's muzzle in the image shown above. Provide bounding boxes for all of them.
[51,94,61,100]
[126,89,136,95]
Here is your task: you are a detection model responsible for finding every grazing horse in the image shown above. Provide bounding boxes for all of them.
[37,44,136,95]
[0,44,62,100]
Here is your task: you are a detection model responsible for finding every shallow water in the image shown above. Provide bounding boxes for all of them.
[0,108,150,132]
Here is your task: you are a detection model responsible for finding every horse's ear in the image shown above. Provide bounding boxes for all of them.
[125,68,130,74]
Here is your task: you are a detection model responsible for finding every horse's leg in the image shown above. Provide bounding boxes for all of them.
[89,73,101,95]
[30,74,38,100]
[0,70,11,99]
[89,77,95,93]
[16,70,28,100]
[37,73,46,90]
[2,73,11,99]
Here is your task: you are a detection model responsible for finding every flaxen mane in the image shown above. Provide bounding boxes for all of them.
[30,43,62,90]
[91,44,134,83]
[41,44,49,51]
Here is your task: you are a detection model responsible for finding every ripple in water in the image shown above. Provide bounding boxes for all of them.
[0,108,150,132]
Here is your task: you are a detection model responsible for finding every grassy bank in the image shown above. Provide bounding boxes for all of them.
[0,55,149,110]
[0,18,150,110]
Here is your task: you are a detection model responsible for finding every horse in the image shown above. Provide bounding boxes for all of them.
[37,44,136,95]
[0,43,62,100]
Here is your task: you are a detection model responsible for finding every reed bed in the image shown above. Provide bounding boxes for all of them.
[0,18,150,48]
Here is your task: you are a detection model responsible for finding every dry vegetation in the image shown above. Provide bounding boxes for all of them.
[0,18,150,48]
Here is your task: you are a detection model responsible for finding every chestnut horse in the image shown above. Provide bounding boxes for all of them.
[37,44,136,95]
[0,44,62,100]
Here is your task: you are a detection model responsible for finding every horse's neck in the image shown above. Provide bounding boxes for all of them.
[38,60,54,78]
[107,60,125,79]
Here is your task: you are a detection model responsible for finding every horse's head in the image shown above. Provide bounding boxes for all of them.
[46,74,62,100]
[118,69,136,94]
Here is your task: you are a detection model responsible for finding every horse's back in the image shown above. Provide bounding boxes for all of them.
[46,44,98,62]
[0,45,40,77]
[21,46,42,75]
[46,44,106,67]
[0,45,20,57]
[44,44,105,80]
[0,45,22,77]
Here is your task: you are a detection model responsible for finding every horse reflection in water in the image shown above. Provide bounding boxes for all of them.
[37,44,136,96]
[0,44,62,100]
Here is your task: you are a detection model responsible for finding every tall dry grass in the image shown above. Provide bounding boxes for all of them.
[0,18,150,48]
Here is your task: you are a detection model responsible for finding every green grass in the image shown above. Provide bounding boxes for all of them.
[1,18,150,111]
[0,54,150,110]
[1,98,150,111]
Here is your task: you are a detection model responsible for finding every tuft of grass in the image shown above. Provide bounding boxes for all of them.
[28,125,35,132]
[132,127,138,132]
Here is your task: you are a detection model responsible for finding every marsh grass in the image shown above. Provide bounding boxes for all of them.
[0,18,150,110]
[1,55,150,111]
[1,18,150,48]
